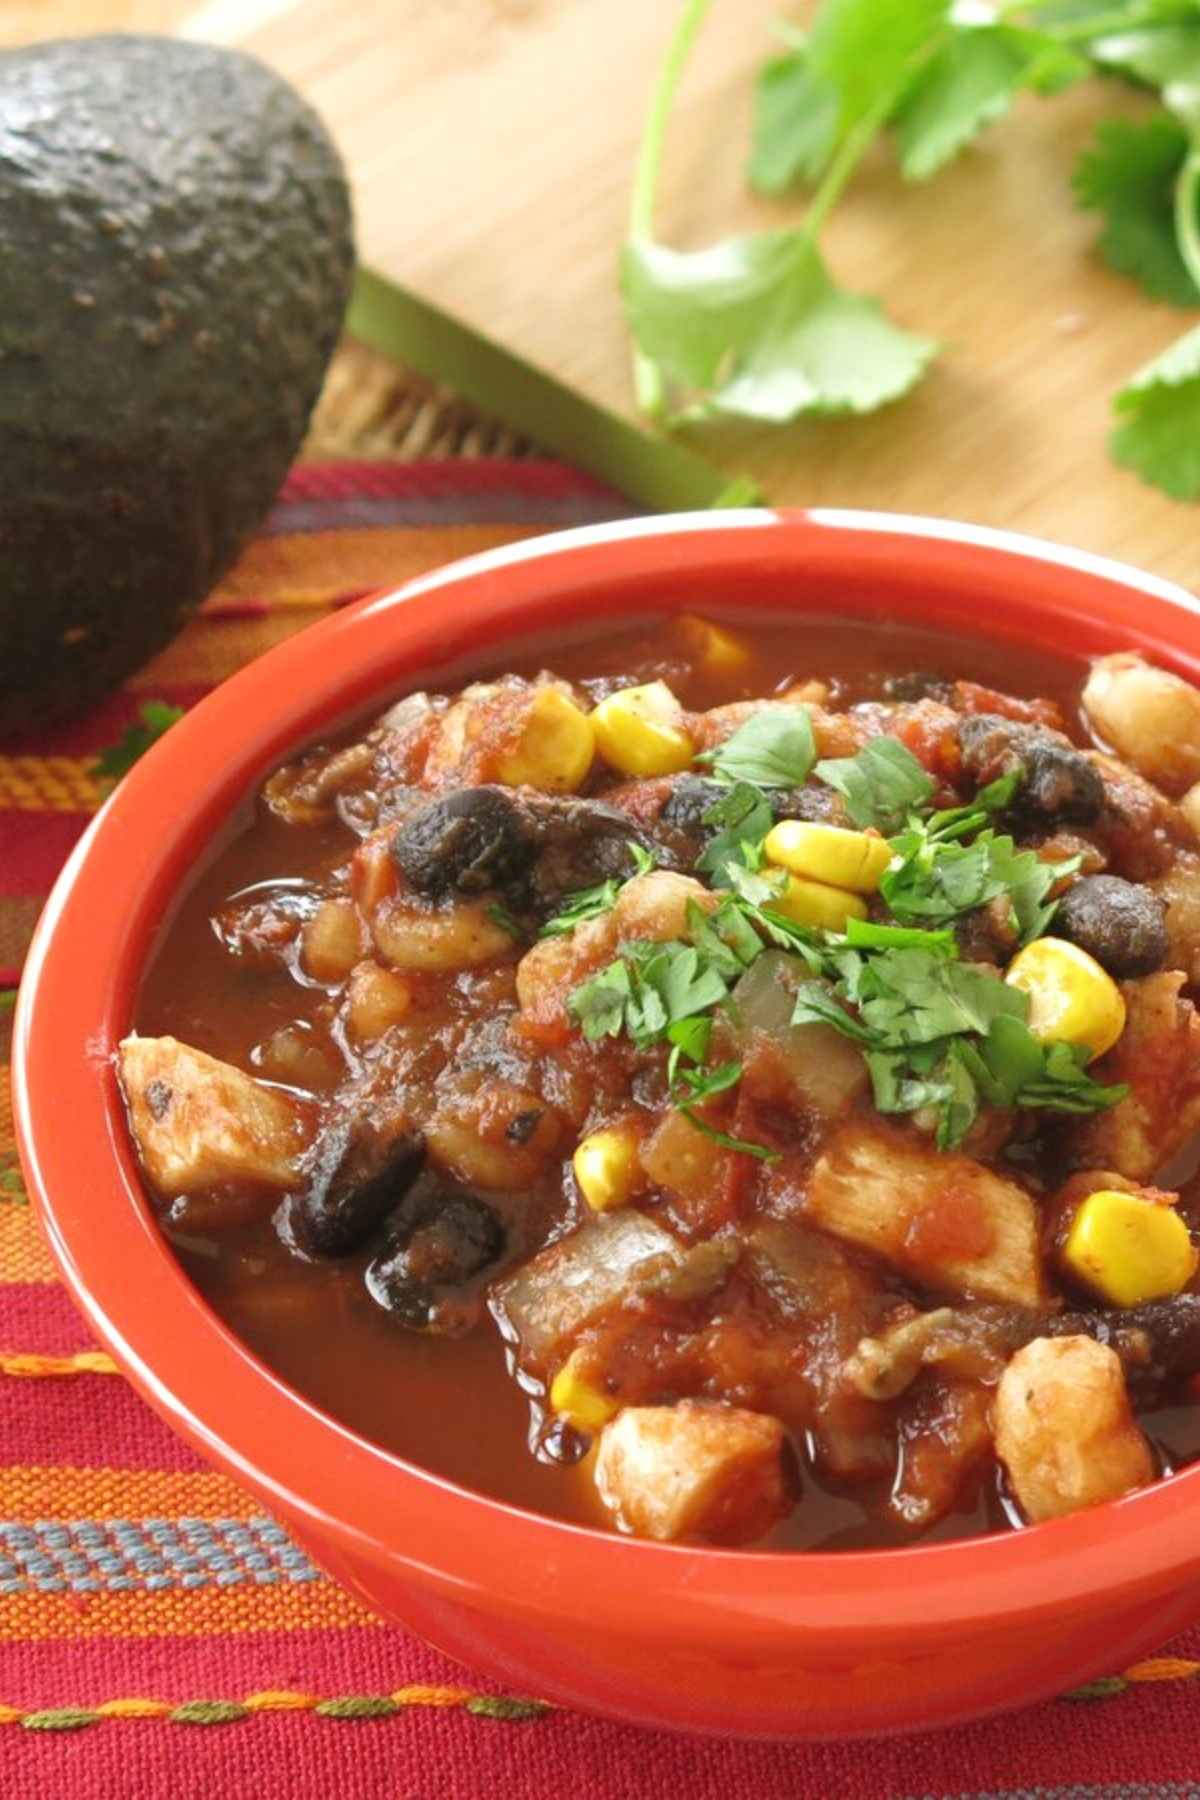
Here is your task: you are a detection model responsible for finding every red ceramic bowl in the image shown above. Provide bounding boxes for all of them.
[15,510,1200,1741]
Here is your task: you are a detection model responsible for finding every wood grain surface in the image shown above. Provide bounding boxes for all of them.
[5,1,1198,585]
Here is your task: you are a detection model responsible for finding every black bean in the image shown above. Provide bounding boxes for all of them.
[524,796,652,910]
[773,784,842,824]
[1055,874,1168,977]
[390,786,536,898]
[1020,741,1105,826]
[958,714,1103,826]
[365,1177,506,1334]
[659,775,726,837]
[287,1116,425,1257]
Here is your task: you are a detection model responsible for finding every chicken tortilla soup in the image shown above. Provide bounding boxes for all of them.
[121,612,1200,1550]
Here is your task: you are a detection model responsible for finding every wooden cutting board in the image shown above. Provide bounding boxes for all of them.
[6,1,1199,586]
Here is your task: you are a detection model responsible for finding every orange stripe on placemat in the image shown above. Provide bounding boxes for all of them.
[0,1466,261,1518]
[0,1579,379,1643]
[0,1205,58,1284]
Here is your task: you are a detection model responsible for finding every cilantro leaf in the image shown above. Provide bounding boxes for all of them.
[1090,23,1200,129]
[843,917,957,953]
[894,25,1063,183]
[791,979,879,1044]
[1111,323,1200,501]
[700,706,817,788]
[667,1014,713,1067]
[806,0,952,150]
[569,961,633,1042]
[1074,114,1198,307]
[696,781,775,886]
[674,1058,743,1104]
[539,877,621,938]
[487,902,525,940]
[621,233,938,426]
[881,820,1076,942]
[814,735,935,831]
[92,701,185,784]
[749,50,840,194]
[677,1106,782,1162]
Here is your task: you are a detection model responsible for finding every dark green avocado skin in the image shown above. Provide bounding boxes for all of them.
[0,34,355,737]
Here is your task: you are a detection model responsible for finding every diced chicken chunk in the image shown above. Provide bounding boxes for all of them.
[805,1120,1043,1306]
[118,1036,309,1198]
[490,1210,682,1373]
[1067,973,1200,1181]
[595,1402,790,1545]
[994,1336,1154,1524]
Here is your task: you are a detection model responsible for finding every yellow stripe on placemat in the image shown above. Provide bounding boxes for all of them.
[0,756,101,815]
[0,1466,271,1518]
[0,1580,379,1643]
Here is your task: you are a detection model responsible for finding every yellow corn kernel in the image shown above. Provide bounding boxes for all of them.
[549,1351,619,1433]
[591,681,695,778]
[1061,1189,1198,1306]
[1005,937,1126,1062]
[676,614,751,674]
[494,688,595,793]
[573,1125,641,1213]
[764,820,892,895]
[770,873,868,932]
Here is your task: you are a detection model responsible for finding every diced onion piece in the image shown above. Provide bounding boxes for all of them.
[491,1210,682,1373]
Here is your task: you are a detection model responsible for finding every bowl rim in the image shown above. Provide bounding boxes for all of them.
[15,504,1200,1645]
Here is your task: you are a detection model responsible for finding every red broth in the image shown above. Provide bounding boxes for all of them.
[134,612,1200,1549]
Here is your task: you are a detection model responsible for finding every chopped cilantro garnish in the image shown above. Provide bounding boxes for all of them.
[787,939,1126,1147]
[539,879,623,939]
[487,901,525,940]
[539,841,658,938]
[696,781,775,886]
[814,736,935,832]
[92,701,185,785]
[882,818,1080,944]
[676,1107,782,1162]
[698,706,816,789]
[563,721,1126,1155]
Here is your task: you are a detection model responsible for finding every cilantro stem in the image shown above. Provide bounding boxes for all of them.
[1174,147,1200,298]
[629,0,714,417]
[801,106,888,241]
[1040,5,1166,43]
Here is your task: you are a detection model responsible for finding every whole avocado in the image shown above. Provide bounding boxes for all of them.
[0,35,354,736]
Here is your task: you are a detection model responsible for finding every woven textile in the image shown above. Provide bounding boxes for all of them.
[3,460,1200,1799]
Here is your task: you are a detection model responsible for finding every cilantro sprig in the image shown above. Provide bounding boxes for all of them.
[92,701,185,786]
[622,0,1200,504]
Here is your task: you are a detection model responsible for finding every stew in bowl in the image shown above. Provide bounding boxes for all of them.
[118,606,1200,1553]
